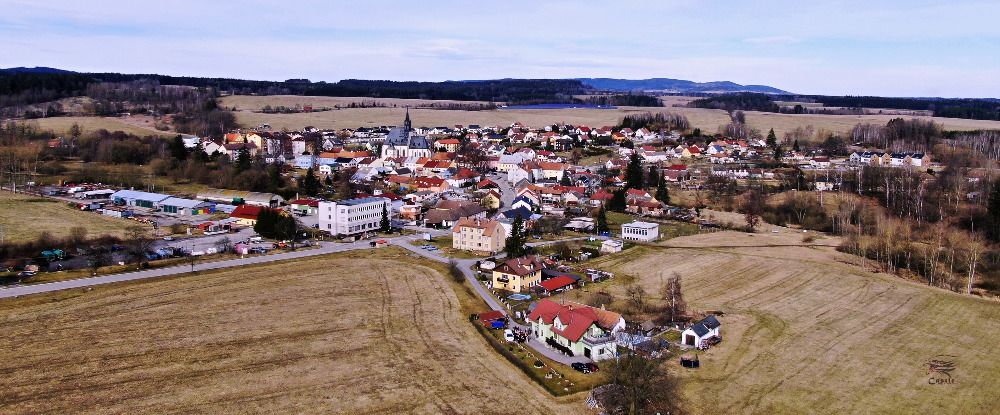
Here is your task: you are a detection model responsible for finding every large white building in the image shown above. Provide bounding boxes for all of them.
[319,197,393,237]
[621,221,659,242]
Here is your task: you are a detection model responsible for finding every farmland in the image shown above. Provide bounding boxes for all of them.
[586,231,1000,414]
[220,95,1000,141]
[0,248,584,414]
[0,192,133,243]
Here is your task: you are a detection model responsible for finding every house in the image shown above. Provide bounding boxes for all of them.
[435,138,461,152]
[480,189,502,210]
[424,200,487,228]
[507,166,533,184]
[477,179,499,190]
[621,221,659,242]
[511,196,535,212]
[452,217,506,254]
[526,298,622,361]
[229,204,285,227]
[601,239,623,253]
[810,157,831,168]
[318,197,393,237]
[412,177,451,193]
[908,153,926,167]
[492,256,543,292]
[681,315,722,349]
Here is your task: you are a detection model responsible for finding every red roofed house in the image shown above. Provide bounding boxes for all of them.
[526,298,623,361]
[289,199,320,215]
[229,204,285,227]
[412,177,451,193]
[477,178,499,189]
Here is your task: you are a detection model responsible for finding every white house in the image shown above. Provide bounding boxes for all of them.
[681,315,722,349]
[601,239,623,253]
[526,299,625,361]
[621,221,659,242]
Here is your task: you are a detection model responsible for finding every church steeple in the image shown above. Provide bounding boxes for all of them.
[404,107,411,132]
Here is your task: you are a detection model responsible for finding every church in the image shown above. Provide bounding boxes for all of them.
[381,110,433,158]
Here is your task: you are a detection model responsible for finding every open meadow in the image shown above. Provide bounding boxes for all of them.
[27,116,173,138]
[0,248,585,414]
[586,231,1000,414]
[0,192,133,243]
[220,95,1000,140]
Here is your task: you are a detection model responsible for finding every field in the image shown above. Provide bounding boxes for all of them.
[27,116,173,138]
[0,248,584,414]
[220,95,1000,140]
[586,231,1000,414]
[0,192,133,243]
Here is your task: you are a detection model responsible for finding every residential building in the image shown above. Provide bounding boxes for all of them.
[451,217,506,254]
[492,256,543,292]
[526,299,623,361]
[681,315,722,349]
[318,197,393,237]
[621,221,659,242]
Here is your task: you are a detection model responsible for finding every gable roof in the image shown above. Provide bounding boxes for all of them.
[452,217,504,237]
[526,298,601,342]
[689,315,722,337]
[496,256,542,276]
[539,275,576,291]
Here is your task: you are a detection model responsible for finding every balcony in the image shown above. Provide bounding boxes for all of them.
[583,335,615,346]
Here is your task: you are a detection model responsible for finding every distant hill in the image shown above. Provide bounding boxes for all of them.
[0,67,77,74]
[576,78,791,94]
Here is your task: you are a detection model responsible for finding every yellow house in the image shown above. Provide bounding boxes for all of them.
[492,256,542,292]
[479,190,502,210]
[452,217,506,254]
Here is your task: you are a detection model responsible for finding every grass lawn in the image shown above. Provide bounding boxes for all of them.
[585,231,1000,414]
[0,191,134,243]
[29,116,173,138]
[0,247,585,413]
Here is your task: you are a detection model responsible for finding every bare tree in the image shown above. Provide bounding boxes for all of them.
[625,284,646,314]
[601,353,677,415]
[124,225,154,270]
[660,272,687,323]
[740,189,765,232]
[216,236,234,253]
[966,233,984,294]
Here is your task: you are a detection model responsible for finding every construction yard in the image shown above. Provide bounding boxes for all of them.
[0,248,585,414]
[586,231,1000,414]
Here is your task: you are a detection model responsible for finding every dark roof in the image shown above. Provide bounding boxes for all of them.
[541,269,583,281]
[690,315,721,337]
[501,206,533,221]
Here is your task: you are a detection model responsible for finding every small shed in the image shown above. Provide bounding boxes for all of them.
[681,315,722,349]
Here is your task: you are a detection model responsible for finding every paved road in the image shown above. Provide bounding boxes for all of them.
[487,173,516,208]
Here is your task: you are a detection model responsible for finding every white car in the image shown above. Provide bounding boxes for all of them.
[503,329,515,342]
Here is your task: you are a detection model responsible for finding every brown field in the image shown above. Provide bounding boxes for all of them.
[27,116,172,138]
[586,231,1000,414]
[0,192,133,243]
[220,95,1000,139]
[0,248,585,414]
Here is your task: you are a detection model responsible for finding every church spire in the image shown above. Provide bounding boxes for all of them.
[404,107,411,132]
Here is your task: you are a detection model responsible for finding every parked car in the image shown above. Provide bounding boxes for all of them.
[16,270,36,277]
[571,362,593,373]
[584,363,599,372]
[503,329,515,342]
[163,236,174,241]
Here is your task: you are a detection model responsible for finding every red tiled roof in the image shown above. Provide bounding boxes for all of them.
[539,275,575,291]
[478,310,505,322]
[526,299,599,342]
[289,199,320,207]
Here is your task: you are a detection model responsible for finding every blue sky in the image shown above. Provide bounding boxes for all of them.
[2,0,998,98]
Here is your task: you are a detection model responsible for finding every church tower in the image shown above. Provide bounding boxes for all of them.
[404,107,412,133]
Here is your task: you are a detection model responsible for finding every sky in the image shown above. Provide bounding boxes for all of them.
[2,0,999,98]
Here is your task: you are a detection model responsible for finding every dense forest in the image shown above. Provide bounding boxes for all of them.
[581,94,663,107]
[305,79,590,103]
[784,95,1000,121]
[687,93,780,112]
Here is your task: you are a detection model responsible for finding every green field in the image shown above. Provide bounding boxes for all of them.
[587,231,1000,414]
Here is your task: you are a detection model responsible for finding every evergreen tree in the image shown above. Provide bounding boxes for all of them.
[298,167,320,196]
[608,188,627,212]
[267,163,283,193]
[233,149,251,176]
[170,135,188,161]
[253,208,279,237]
[774,145,785,161]
[625,153,644,190]
[380,203,390,232]
[596,205,610,234]
[504,216,526,258]
[793,139,800,152]
[656,180,670,205]
[766,128,777,149]
[647,165,660,188]
[560,173,572,186]
[988,177,1000,241]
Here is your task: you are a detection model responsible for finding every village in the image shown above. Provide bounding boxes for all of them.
[4,107,946,398]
